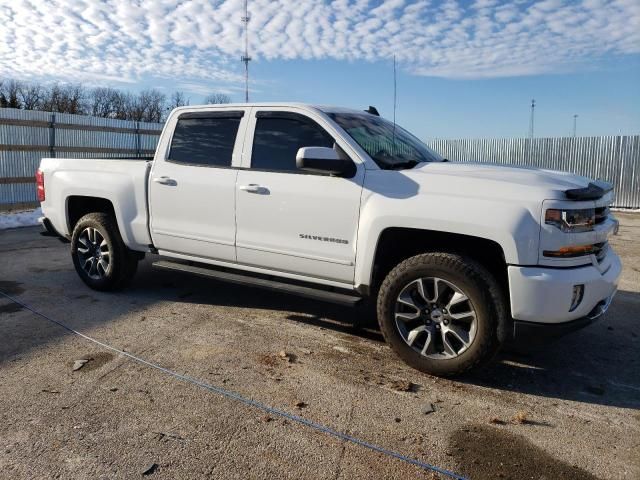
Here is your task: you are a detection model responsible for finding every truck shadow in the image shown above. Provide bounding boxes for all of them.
[459,291,640,410]
[130,262,640,410]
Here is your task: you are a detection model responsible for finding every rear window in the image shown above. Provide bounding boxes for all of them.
[168,116,242,167]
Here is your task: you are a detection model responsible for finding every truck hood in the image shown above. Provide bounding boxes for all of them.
[402,161,594,201]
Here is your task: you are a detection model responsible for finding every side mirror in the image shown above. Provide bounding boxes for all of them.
[295,147,355,177]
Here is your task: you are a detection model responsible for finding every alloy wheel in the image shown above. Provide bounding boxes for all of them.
[394,277,477,359]
[76,227,110,280]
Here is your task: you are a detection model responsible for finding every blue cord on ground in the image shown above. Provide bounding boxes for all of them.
[0,290,468,480]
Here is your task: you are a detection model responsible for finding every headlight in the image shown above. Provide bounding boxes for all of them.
[545,208,595,233]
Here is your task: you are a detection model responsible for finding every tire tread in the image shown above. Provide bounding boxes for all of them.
[377,252,505,376]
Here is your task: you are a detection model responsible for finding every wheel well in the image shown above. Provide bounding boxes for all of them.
[67,196,116,232]
[370,227,508,294]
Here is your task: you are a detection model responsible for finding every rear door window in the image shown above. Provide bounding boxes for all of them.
[169,114,242,167]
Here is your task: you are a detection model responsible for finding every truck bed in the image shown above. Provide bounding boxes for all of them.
[38,157,153,250]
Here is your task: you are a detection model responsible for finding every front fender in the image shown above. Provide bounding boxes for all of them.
[354,189,541,288]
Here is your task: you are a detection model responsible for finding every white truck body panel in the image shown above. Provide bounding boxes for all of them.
[149,165,239,262]
[234,106,366,283]
[148,105,252,262]
[508,252,621,323]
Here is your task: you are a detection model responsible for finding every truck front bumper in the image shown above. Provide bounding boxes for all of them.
[507,250,621,330]
[510,294,614,345]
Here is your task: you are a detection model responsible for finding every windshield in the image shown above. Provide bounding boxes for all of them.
[327,112,443,169]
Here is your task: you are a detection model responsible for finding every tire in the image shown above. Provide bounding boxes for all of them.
[71,212,139,291]
[377,252,504,377]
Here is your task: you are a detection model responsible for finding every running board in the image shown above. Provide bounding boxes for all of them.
[152,260,362,306]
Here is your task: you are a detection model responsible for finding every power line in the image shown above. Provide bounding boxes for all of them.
[241,0,251,103]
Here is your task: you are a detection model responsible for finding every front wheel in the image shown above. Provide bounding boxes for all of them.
[71,212,138,291]
[377,252,504,377]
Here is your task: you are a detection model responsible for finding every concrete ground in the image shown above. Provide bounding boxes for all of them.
[0,213,638,480]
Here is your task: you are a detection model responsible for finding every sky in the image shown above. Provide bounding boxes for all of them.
[0,0,639,139]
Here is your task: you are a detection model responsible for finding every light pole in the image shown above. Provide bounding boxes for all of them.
[572,114,578,138]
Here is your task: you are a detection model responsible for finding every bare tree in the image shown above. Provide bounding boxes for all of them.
[102,90,129,120]
[62,84,87,114]
[0,79,22,108]
[42,84,59,112]
[169,91,190,109]
[126,89,166,122]
[18,82,43,110]
[42,83,87,114]
[204,93,231,104]
[89,87,120,118]
[0,79,6,108]
[0,77,169,122]
[142,89,166,122]
[123,92,143,122]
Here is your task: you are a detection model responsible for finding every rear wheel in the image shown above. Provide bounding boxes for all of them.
[71,213,138,291]
[377,252,504,376]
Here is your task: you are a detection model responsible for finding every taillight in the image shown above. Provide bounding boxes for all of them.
[35,169,45,202]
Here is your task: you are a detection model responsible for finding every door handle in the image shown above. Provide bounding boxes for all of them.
[239,184,269,194]
[153,176,177,186]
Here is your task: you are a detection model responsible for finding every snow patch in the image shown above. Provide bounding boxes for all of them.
[0,208,42,230]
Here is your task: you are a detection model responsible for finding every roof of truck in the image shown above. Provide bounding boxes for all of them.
[170,103,378,116]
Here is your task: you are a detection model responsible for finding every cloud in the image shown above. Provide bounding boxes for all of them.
[0,0,638,91]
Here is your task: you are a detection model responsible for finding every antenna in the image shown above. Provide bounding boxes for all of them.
[528,99,536,139]
[573,114,578,138]
[241,0,251,103]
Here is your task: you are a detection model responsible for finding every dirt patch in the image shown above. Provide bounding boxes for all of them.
[0,281,25,296]
[389,379,420,393]
[70,352,114,372]
[258,354,280,367]
[449,424,600,480]
[0,302,23,314]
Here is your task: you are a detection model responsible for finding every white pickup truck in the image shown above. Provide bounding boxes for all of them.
[37,103,622,376]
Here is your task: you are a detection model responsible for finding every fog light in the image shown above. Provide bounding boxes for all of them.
[569,285,584,312]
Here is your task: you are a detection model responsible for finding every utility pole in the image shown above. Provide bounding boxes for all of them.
[241,0,251,103]
[572,114,578,138]
[528,99,535,139]
[392,54,397,145]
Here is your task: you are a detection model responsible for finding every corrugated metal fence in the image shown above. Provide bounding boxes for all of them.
[0,108,163,210]
[426,136,640,208]
[1,107,638,209]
